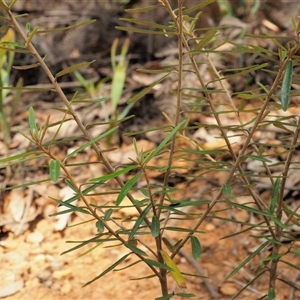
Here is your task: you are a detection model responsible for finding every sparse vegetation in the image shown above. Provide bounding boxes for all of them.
[1,0,300,299]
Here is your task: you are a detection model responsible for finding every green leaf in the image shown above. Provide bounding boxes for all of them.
[144,258,173,271]
[26,27,39,45]
[115,26,176,36]
[116,173,141,206]
[243,154,272,163]
[66,126,118,159]
[65,179,77,192]
[144,119,186,164]
[64,181,103,204]
[125,4,163,13]
[281,59,293,111]
[125,242,148,256]
[119,18,172,30]
[151,216,160,237]
[49,197,91,215]
[223,184,231,197]
[28,106,38,136]
[270,178,281,215]
[90,165,138,182]
[227,201,288,229]
[82,253,131,287]
[49,160,60,182]
[95,220,104,233]
[155,294,174,300]
[55,61,95,79]
[175,293,195,298]
[190,236,202,260]
[195,29,217,50]
[182,0,215,14]
[268,287,276,300]
[37,19,96,34]
[225,241,269,281]
[104,209,113,221]
[127,72,173,104]
[129,203,152,240]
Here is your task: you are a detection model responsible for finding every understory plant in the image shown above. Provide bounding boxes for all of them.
[1,0,300,299]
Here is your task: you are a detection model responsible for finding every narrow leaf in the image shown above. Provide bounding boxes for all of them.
[37,19,96,34]
[115,26,176,36]
[66,126,118,159]
[28,106,37,130]
[175,293,195,298]
[195,29,217,50]
[270,178,280,214]
[119,18,172,30]
[151,215,160,237]
[225,241,269,281]
[49,160,60,182]
[125,242,148,256]
[144,258,173,271]
[82,253,131,287]
[190,236,202,260]
[125,4,163,13]
[13,62,40,70]
[90,165,138,182]
[160,250,187,291]
[155,294,174,300]
[281,59,293,111]
[223,184,231,197]
[129,204,152,240]
[127,72,172,104]
[144,119,186,164]
[116,173,141,206]
[55,61,95,79]
[183,0,215,14]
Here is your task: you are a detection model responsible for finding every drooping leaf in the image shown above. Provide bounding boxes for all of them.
[160,250,187,291]
[190,236,202,260]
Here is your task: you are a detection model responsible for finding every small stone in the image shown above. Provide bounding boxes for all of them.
[26,230,44,244]
[60,280,72,294]
[205,223,216,231]
[220,282,238,296]
[52,268,72,280]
